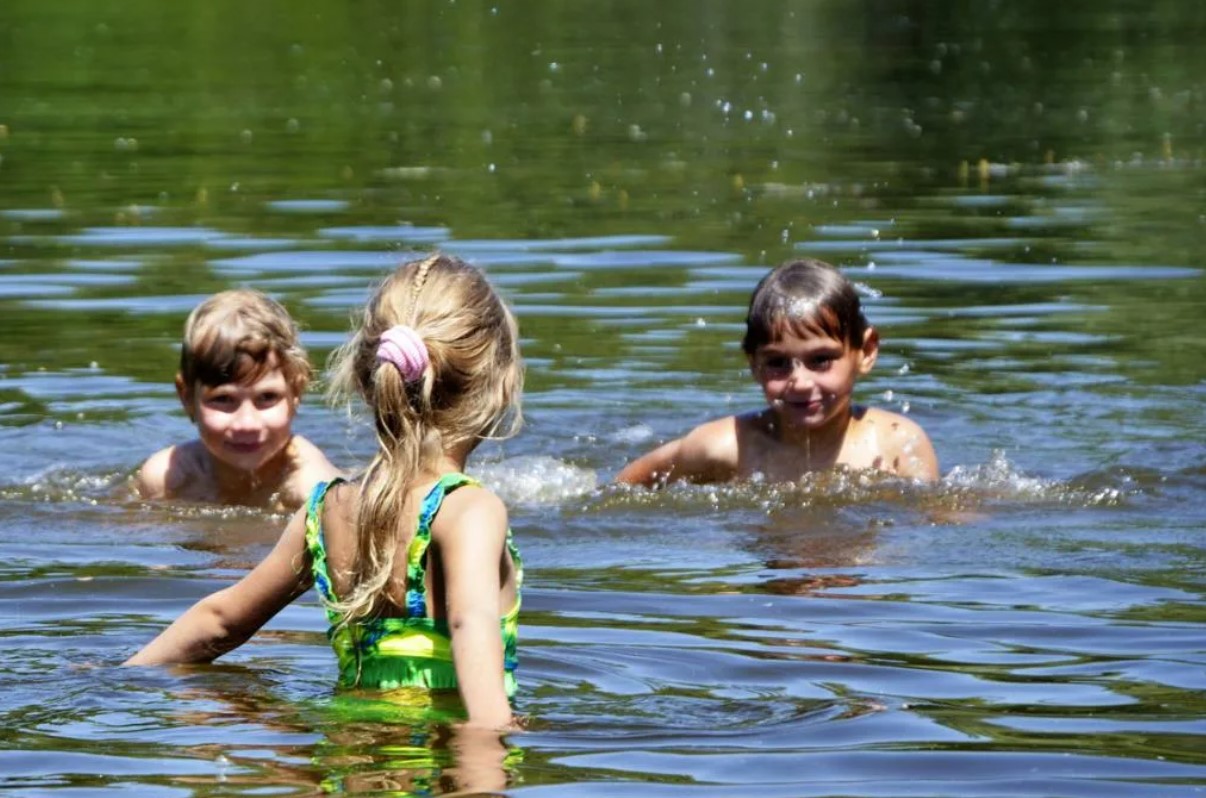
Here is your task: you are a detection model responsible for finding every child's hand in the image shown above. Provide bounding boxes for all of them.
[445,722,512,793]
[502,713,528,733]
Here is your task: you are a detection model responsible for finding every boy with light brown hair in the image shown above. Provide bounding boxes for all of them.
[135,288,341,511]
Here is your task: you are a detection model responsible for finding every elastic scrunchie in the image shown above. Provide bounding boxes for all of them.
[376,325,429,383]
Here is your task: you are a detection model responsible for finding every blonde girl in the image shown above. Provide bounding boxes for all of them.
[126,254,525,729]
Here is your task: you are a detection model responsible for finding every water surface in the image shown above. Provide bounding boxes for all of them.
[1,1,1203,795]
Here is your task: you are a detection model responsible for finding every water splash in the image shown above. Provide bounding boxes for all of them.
[1,465,289,525]
[594,451,1138,517]
[598,468,931,515]
[613,424,655,444]
[472,455,598,505]
[3,466,130,505]
[941,450,1128,507]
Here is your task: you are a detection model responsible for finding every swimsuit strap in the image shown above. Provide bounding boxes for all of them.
[304,477,346,624]
[306,473,483,622]
[404,472,480,619]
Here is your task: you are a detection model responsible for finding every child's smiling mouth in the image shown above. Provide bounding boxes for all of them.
[773,397,827,422]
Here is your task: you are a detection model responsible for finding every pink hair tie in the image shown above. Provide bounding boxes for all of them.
[376,325,429,383]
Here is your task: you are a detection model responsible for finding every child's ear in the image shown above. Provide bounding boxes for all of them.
[858,327,880,375]
[289,379,304,412]
[175,375,196,423]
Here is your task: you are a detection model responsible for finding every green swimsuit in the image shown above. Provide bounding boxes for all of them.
[304,474,521,695]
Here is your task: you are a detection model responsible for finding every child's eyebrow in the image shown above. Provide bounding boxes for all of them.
[762,339,845,352]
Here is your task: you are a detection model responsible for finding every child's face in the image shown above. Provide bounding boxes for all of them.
[750,328,878,432]
[178,360,299,475]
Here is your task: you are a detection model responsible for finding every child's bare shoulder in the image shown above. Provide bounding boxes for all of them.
[616,414,740,486]
[134,441,207,499]
[281,435,344,508]
[436,481,507,527]
[860,406,939,480]
[862,406,929,439]
[290,435,341,476]
[680,415,741,462]
[428,481,510,555]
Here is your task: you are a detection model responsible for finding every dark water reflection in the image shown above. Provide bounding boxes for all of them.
[1,1,1204,795]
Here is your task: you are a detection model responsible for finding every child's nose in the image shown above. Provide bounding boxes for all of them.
[230,401,262,429]
[787,361,814,386]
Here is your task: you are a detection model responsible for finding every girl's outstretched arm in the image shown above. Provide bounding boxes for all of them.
[433,487,514,729]
[616,417,739,487]
[124,506,313,665]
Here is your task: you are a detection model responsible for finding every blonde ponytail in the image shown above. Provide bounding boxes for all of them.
[324,253,523,624]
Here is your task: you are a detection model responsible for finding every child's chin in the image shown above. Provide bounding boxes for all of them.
[211,443,280,472]
[217,456,264,474]
[775,403,828,426]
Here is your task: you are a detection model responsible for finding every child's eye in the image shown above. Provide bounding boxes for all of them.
[760,355,792,374]
[256,392,283,406]
[808,356,834,371]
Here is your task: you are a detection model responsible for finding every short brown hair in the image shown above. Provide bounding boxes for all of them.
[742,259,868,355]
[179,289,311,394]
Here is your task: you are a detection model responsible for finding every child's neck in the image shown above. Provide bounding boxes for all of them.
[417,450,469,481]
[773,407,854,466]
[210,437,293,503]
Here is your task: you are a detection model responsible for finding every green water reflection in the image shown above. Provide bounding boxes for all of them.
[1,0,1203,391]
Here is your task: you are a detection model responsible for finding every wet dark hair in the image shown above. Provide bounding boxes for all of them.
[741,258,868,354]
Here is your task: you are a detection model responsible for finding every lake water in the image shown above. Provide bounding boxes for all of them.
[1,2,1204,795]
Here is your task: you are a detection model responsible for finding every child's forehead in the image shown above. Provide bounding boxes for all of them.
[197,369,292,392]
[195,356,293,390]
[761,311,847,344]
[757,327,849,351]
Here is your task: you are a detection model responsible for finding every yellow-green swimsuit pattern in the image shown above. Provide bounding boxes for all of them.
[304,474,521,695]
